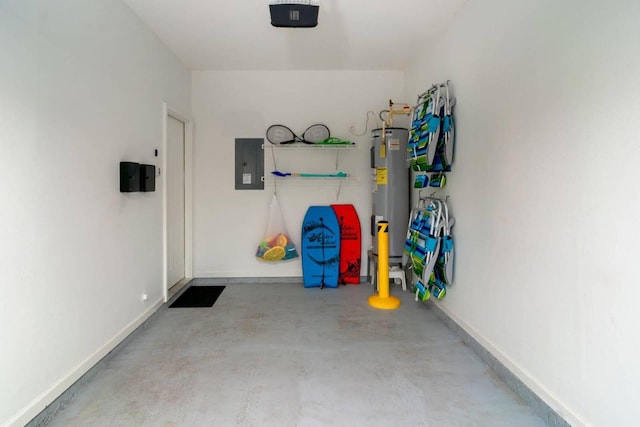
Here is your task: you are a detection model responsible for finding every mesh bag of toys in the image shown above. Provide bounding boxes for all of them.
[255,194,299,262]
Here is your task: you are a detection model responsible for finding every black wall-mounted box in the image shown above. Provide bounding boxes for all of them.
[140,164,156,192]
[269,3,319,28]
[120,162,140,192]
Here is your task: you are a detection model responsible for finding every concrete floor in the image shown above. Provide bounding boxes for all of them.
[45,282,549,427]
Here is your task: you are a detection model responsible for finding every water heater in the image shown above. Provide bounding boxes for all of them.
[371,127,410,258]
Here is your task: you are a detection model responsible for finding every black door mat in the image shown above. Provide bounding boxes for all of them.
[169,286,225,308]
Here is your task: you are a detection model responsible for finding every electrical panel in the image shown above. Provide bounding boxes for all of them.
[235,138,264,190]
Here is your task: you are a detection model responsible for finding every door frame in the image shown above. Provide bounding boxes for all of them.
[162,102,194,302]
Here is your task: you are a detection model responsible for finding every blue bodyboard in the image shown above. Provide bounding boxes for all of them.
[301,206,341,288]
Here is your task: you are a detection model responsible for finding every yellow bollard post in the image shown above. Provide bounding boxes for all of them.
[368,221,401,310]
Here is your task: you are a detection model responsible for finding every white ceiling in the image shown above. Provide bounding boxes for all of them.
[121,0,466,71]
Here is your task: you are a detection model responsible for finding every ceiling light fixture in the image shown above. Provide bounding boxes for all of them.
[269,0,319,28]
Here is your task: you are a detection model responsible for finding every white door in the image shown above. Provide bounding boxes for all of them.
[167,115,185,288]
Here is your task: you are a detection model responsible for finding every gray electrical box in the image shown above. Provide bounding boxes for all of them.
[235,138,264,190]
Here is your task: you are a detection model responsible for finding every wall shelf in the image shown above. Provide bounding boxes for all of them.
[266,143,358,200]
[264,143,357,150]
[268,175,358,183]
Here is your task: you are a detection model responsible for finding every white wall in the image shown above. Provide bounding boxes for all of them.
[0,1,190,425]
[192,71,404,277]
[404,0,640,425]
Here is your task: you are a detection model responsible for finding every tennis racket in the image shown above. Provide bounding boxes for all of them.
[266,124,298,144]
[266,123,330,144]
[300,124,330,144]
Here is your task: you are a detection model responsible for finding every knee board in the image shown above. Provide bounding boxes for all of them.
[301,206,340,288]
[331,204,361,284]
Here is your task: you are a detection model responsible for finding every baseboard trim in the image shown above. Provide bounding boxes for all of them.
[191,276,303,284]
[428,300,583,427]
[20,297,166,427]
[191,276,371,285]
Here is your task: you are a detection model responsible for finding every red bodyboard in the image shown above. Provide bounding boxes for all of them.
[331,204,361,284]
